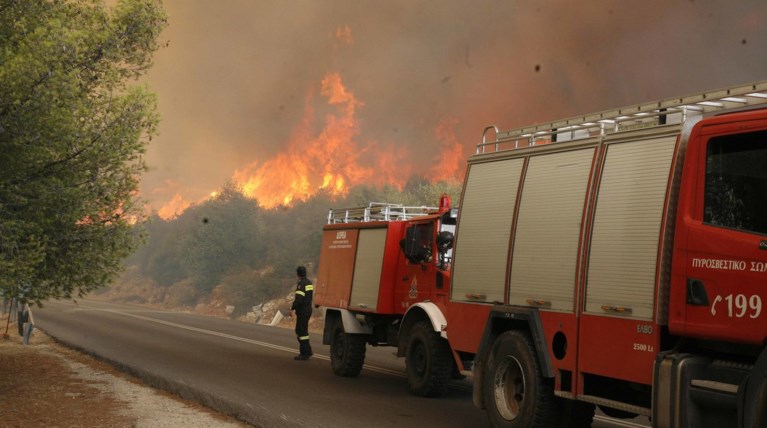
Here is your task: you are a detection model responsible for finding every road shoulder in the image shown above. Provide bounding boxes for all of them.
[0,324,248,427]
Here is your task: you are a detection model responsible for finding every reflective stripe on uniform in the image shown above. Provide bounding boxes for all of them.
[298,336,310,341]
[305,285,314,291]
[295,290,305,296]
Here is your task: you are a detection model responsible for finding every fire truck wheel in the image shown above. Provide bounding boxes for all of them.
[405,322,452,397]
[483,330,559,428]
[329,317,366,377]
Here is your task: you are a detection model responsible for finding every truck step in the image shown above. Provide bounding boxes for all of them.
[690,379,739,394]
[688,379,738,411]
[577,394,652,417]
[459,370,473,378]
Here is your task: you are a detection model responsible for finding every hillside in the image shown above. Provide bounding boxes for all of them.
[96,267,323,333]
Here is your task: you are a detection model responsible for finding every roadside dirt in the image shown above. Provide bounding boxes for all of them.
[0,321,250,428]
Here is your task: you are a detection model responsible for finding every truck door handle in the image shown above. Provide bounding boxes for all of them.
[601,305,632,314]
[686,278,709,306]
[526,299,552,308]
[760,240,767,251]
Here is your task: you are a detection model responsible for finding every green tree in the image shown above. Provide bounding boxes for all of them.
[407,178,463,207]
[261,188,336,273]
[0,0,167,304]
[180,183,266,293]
[128,214,188,287]
[347,178,462,209]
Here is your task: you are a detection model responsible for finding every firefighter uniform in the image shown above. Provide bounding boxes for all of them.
[291,266,314,360]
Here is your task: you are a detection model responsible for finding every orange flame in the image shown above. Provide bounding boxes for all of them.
[429,117,465,182]
[233,72,384,208]
[157,193,192,219]
[154,64,466,215]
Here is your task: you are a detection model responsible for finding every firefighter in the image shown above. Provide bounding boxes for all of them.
[290,265,314,360]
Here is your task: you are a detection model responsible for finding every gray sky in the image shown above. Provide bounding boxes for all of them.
[141,0,767,216]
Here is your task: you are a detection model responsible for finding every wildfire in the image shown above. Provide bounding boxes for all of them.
[152,25,467,218]
[429,117,466,182]
[157,193,191,219]
[232,72,381,208]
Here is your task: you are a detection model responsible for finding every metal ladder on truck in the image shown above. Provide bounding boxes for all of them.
[479,81,767,153]
[327,202,439,224]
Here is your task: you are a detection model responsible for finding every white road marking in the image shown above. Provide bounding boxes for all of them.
[39,302,406,378]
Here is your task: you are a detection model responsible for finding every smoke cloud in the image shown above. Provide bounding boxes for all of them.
[142,0,767,215]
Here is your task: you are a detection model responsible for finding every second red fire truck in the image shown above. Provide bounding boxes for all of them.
[314,81,767,427]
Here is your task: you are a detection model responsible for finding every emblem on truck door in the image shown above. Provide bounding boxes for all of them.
[409,277,418,299]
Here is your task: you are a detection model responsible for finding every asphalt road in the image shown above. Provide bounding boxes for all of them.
[33,299,486,427]
[32,299,647,428]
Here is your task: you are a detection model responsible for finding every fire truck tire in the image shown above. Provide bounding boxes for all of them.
[405,322,452,397]
[483,330,559,428]
[329,318,366,377]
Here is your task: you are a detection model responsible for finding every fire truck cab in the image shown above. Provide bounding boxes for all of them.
[314,196,459,397]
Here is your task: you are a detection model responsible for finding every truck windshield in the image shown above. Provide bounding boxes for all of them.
[401,223,434,263]
[704,129,767,235]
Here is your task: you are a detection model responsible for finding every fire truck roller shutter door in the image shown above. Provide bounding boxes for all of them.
[508,148,596,311]
[585,136,677,320]
[349,228,387,312]
[452,158,524,303]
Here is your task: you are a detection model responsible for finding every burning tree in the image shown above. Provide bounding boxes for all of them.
[0,0,167,304]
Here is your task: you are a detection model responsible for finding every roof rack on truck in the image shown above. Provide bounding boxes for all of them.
[327,202,438,224]
[479,80,767,153]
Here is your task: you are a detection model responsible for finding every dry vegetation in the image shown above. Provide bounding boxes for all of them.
[0,320,248,427]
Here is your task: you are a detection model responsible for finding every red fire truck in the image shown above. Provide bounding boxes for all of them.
[314,198,459,397]
[315,81,767,427]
